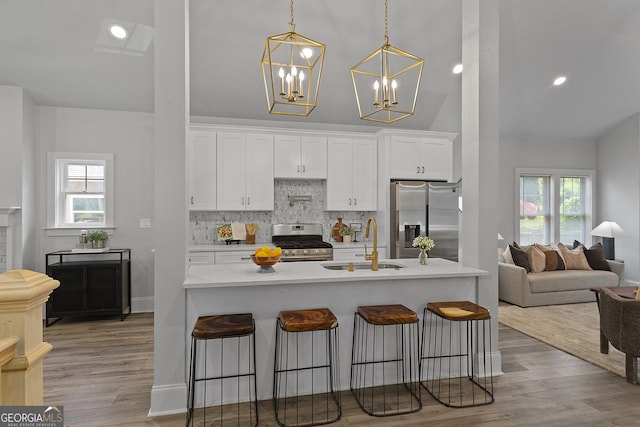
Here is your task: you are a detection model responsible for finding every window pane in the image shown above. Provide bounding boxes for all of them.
[66,194,105,225]
[519,176,549,245]
[65,164,104,193]
[559,177,585,244]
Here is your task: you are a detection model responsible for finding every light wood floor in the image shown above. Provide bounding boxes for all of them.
[44,313,640,426]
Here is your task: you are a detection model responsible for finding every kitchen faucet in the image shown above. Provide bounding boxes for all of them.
[364,217,378,271]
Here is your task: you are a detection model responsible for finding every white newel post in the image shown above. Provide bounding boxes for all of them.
[0,270,59,405]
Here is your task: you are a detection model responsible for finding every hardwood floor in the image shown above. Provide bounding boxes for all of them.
[43,313,640,426]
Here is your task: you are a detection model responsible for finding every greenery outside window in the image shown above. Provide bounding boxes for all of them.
[516,168,593,246]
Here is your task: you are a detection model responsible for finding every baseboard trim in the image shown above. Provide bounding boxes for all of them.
[132,296,154,313]
[148,382,187,416]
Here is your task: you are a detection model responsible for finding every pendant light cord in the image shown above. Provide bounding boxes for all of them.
[384,0,389,43]
[289,0,295,32]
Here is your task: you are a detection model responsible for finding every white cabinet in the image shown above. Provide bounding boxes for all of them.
[333,247,386,262]
[215,251,254,264]
[187,129,217,210]
[389,136,452,181]
[326,137,377,211]
[274,135,327,179]
[217,132,274,211]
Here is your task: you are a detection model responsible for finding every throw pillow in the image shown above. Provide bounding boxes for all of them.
[502,246,514,264]
[509,243,531,272]
[557,243,592,270]
[573,240,611,271]
[526,245,546,273]
[534,243,566,271]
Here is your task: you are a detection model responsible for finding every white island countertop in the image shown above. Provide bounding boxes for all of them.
[183,257,487,289]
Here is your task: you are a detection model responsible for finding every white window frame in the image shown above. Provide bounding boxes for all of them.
[515,168,595,245]
[47,152,114,236]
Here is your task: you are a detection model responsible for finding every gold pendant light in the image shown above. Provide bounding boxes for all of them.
[261,0,326,117]
[351,0,424,123]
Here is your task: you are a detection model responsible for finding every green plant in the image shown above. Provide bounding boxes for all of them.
[339,226,354,237]
[86,230,108,242]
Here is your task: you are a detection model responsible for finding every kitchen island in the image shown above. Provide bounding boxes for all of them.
[183,257,488,403]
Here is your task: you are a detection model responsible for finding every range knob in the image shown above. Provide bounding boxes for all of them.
[303,250,308,254]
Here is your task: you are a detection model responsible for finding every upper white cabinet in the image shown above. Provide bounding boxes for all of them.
[389,136,453,181]
[217,132,274,211]
[187,129,217,210]
[274,135,327,179]
[326,137,377,211]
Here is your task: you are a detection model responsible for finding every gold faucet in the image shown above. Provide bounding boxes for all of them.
[364,217,378,271]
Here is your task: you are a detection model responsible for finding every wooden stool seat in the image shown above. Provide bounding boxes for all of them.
[192,313,254,339]
[427,301,490,321]
[279,308,337,332]
[358,304,417,325]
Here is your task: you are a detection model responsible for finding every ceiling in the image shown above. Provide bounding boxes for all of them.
[1,0,639,141]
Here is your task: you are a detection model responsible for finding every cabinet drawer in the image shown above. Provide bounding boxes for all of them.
[215,251,254,264]
[188,252,215,265]
[333,248,386,262]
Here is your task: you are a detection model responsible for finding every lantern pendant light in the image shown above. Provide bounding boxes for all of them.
[350,0,424,123]
[261,0,326,117]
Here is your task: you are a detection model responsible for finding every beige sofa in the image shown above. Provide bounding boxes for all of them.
[498,258,625,307]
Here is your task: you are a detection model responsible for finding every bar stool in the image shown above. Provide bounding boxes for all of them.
[273,308,341,427]
[186,313,258,427]
[350,304,421,416]
[420,301,494,408]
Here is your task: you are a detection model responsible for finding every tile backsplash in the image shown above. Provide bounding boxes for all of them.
[190,179,374,244]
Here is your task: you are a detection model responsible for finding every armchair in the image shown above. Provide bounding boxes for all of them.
[599,287,640,384]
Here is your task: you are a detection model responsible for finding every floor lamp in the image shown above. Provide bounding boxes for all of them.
[591,221,624,260]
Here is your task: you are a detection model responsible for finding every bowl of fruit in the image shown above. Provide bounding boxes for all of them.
[251,246,282,273]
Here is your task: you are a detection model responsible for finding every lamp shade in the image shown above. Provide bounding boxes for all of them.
[590,221,624,238]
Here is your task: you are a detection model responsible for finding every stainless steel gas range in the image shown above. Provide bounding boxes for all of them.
[272,224,333,262]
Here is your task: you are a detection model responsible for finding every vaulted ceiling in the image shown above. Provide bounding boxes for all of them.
[1,0,639,141]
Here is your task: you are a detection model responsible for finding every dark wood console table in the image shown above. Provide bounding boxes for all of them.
[45,249,131,326]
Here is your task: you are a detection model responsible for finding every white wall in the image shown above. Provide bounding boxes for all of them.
[35,106,156,311]
[596,113,640,284]
[498,135,598,244]
[0,86,23,208]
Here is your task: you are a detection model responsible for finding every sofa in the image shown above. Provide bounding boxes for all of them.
[498,243,625,307]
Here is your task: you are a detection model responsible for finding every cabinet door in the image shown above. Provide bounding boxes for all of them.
[326,137,354,210]
[389,136,421,179]
[188,130,217,210]
[86,265,119,311]
[245,134,274,210]
[301,136,327,179]
[48,266,84,314]
[421,139,453,181]
[216,133,247,210]
[274,135,302,178]
[352,138,377,211]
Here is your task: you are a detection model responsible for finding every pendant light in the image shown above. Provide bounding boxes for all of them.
[350,0,424,123]
[261,0,326,117]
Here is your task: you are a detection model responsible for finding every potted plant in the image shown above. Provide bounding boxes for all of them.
[86,230,109,249]
[339,226,355,243]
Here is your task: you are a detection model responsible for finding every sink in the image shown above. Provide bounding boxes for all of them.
[321,262,406,271]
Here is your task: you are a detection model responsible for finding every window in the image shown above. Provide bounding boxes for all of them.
[516,168,593,246]
[47,153,114,233]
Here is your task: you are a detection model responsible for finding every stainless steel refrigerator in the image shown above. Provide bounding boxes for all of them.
[390,180,461,261]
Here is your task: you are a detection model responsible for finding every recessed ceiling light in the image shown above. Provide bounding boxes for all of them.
[553,76,567,86]
[109,24,128,40]
[452,64,463,74]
